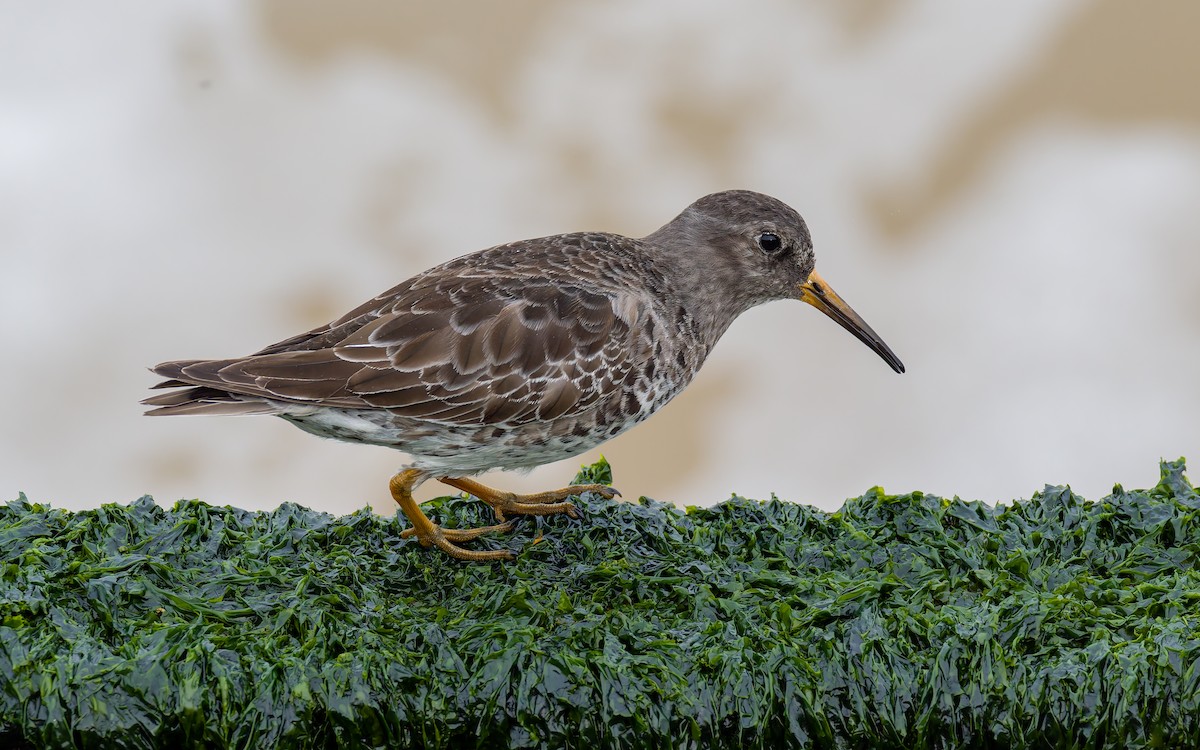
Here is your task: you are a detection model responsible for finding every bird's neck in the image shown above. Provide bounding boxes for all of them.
[641,231,760,350]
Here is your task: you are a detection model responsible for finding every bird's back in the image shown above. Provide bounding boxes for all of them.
[144,232,705,446]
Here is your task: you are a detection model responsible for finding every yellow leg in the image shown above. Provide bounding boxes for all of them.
[439,476,620,523]
[389,469,515,562]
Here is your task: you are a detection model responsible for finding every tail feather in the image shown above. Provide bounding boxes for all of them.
[149,379,190,389]
[142,388,202,407]
[144,352,362,417]
[149,359,204,381]
[144,400,279,417]
[142,365,281,416]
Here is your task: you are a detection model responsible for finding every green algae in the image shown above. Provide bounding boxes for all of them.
[1,459,1198,749]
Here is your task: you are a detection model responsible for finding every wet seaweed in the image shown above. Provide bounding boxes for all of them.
[1,459,1198,749]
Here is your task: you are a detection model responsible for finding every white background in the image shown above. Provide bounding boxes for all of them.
[2,1,1198,515]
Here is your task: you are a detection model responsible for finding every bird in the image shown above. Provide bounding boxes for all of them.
[144,190,904,561]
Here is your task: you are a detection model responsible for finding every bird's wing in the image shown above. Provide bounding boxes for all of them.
[151,274,657,426]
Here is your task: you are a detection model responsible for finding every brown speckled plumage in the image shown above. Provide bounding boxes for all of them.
[144,190,904,560]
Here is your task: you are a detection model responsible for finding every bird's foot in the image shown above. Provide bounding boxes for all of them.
[439,477,620,523]
[390,469,516,562]
[399,521,516,562]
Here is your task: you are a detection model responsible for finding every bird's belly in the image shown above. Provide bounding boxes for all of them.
[278,373,686,476]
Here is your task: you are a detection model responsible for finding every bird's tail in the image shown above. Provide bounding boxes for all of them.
[142,359,278,416]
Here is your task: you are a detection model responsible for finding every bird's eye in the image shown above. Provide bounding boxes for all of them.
[757,232,783,255]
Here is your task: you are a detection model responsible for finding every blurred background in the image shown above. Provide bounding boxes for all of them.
[2,1,1198,516]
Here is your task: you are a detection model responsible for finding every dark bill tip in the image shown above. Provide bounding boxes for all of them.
[798,271,905,374]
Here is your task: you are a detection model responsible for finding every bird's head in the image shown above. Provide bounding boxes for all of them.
[650,189,904,374]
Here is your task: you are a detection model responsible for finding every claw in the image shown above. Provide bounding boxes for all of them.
[389,471,621,561]
[399,522,516,561]
[389,470,516,562]
[438,477,612,523]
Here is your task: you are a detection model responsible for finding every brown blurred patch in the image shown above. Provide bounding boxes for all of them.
[823,0,907,42]
[655,83,766,184]
[278,279,345,332]
[144,445,203,485]
[869,0,1200,239]
[253,0,558,124]
[360,157,447,269]
[552,142,629,228]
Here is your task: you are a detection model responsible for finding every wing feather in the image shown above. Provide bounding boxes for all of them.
[148,237,660,427]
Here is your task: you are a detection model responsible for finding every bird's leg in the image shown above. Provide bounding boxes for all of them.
[390,469,515,562]
[438,476,620,523]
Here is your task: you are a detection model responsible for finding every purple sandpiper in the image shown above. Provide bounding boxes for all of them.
[144,190,904,561]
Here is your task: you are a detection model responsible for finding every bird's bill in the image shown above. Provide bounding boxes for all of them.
[798,271,905,374]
